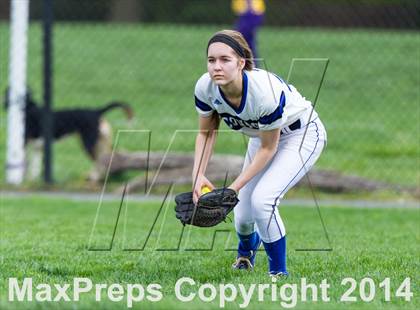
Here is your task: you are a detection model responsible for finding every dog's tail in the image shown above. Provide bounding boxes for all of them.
[99,102,134,119]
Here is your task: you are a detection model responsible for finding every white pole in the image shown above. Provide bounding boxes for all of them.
[6,0,29,185]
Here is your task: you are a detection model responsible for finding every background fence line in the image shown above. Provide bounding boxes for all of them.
[0,0,418,193]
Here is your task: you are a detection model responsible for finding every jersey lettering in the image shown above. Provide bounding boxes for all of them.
[219,113,259,130]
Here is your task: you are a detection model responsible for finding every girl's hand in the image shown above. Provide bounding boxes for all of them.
[193,175,215,204]
[227,183,239,194]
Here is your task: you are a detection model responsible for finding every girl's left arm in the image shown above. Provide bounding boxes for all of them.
[229,128,280,192]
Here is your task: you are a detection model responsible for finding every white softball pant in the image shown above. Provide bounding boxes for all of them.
[234,117,327,243]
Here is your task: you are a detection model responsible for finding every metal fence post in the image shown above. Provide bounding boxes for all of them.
[43,0,53,184]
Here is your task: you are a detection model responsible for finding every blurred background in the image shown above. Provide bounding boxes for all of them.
[0,0,419,199]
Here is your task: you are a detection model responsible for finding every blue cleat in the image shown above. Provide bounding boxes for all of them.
[269,271,289,279]
[232,232,262,270]
[232,250,257,270]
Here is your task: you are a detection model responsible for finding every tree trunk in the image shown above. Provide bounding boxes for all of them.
[109,0,142,22]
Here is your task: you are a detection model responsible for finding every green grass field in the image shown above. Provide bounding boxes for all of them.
[0,23,419,190]
[0,195,418,309]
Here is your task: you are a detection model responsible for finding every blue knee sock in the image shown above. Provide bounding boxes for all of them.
[263,236,288,274]
[237,232,261,261]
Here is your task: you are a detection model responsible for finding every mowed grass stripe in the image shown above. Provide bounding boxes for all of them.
[0,196,418,309]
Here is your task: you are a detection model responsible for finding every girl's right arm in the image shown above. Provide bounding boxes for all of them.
[192,113,220,203]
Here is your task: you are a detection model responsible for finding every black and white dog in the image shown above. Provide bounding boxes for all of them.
[4,89,133,181]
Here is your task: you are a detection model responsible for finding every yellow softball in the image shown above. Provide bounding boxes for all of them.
[201,186,211,194]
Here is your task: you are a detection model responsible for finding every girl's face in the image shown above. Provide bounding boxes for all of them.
[207,42,245,86]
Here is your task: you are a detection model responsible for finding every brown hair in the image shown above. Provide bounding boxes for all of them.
[207,30,254,71]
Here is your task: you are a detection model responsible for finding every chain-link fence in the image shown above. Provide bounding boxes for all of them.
[1,0,419,194]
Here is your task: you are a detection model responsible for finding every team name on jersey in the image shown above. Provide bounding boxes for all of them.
[219,113,259,130]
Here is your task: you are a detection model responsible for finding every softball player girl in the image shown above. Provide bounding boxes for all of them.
[192,30,327,277]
